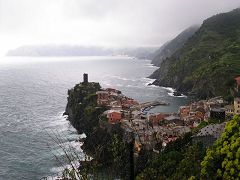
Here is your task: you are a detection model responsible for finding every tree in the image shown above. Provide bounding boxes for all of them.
[136,151,183,179]
[173,143,205,179]
[135,147,152,175]
[201,115,240,179]
[110,133,131,178]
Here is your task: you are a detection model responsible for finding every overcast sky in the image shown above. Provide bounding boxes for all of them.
[0,0,239,55]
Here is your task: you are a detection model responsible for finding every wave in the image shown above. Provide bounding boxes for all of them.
[104,75,138,82]
[48,133,84,178]
[143,78,157,87]
[49,160,80,179]
[162,87,187,98]
[126,84,142,88]
[145,63,159,69]
[43,113,73,133]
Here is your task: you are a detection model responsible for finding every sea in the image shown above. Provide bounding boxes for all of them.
[0,56,188,179]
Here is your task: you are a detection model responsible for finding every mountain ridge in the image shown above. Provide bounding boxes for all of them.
[151,25,199,67]
[150,8,240,99]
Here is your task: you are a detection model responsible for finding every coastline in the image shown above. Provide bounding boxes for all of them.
[62,70,233,179]
[62,73,195,178]
[146,60,187,98]
[161,86,187,98]
[147,78,187,98]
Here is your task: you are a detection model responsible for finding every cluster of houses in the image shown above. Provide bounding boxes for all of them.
[96,88,139,123]
[179,96,227,125]
[96,87,235,152]
[145,96,228,149]
[96,88,192,151]
[94,75,240,153]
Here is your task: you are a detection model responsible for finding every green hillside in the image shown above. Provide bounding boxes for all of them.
[150,8,240,99]
[151,25,199,67]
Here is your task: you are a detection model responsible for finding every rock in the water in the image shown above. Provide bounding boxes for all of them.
[173,91,182,96]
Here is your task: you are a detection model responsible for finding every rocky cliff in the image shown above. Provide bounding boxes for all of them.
[150,8,240,99]
[65,82,103,135]
[64,82,132,177]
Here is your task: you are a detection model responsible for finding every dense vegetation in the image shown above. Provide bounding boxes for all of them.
[136,116,240,180]
[150,8,240,99]
[151,25,199,67]
[201,115,240,179]
[65,82,103,135]
[64,82,132,178]
[136,132,206,180]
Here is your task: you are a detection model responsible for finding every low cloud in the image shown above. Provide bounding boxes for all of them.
[0,0,239,55]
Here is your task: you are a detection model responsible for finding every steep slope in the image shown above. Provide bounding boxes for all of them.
[151,25,199,66]
[150,8,240,99]
[64,82,132,177]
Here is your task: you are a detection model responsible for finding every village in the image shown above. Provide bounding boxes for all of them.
[93,75,240,153]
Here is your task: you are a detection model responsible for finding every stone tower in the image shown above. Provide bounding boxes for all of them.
[83,73,88,84]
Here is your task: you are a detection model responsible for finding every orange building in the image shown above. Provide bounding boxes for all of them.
[107,110,122,124]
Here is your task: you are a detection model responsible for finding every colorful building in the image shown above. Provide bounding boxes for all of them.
[105,110,122,124]
[179,106,190,119]
[96,91,109,105]
[148,113,167,126]
[110,100,122,110]
[163,115,183,126]
[122,98,139,109]
[234,97,240,114]
[225,105,234,116]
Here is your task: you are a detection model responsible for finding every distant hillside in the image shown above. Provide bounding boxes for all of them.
[151,25,199,66]
[150,8,240,99]
[6,45,157,59]
[7,45,111,57]
[118,47,158,59]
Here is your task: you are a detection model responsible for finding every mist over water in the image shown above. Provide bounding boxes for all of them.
[0,56,188,179]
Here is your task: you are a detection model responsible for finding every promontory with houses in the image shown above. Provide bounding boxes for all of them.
[61,8,240,179]
[62,72,240,179]
[78,74,239,152]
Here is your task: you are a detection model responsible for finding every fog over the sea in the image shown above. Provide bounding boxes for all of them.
[0,0,239,55]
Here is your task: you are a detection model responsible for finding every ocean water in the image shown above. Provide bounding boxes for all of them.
[0,56,188,179]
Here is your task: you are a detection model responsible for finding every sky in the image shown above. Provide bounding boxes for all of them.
[0,0,239,55]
